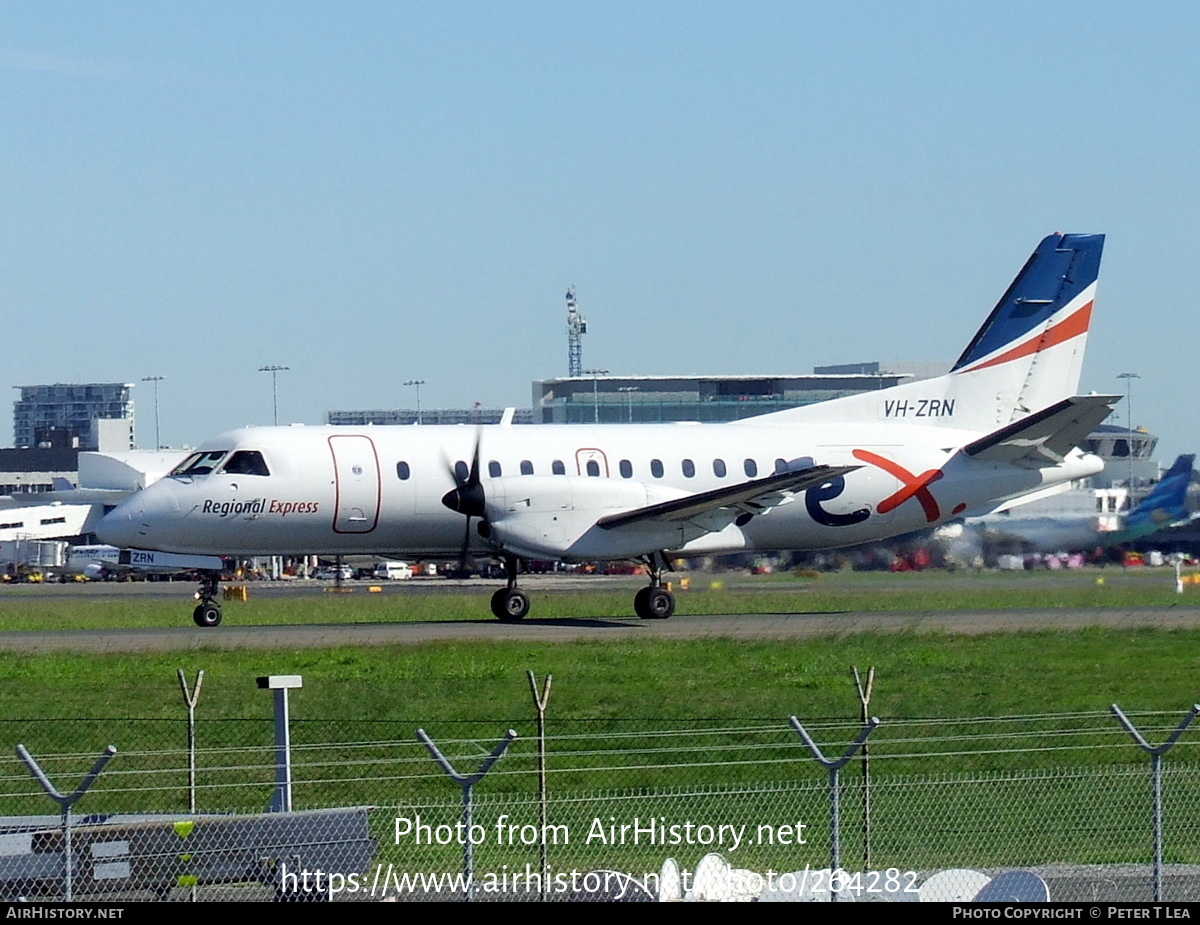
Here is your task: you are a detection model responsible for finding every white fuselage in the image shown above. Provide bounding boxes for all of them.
[98,420,1102,562]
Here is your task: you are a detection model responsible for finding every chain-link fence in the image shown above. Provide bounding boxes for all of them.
[2,709,1200,901]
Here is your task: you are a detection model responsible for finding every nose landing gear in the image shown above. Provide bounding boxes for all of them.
[192,572,223,627]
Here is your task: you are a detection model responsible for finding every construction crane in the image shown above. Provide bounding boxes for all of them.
[566,287,587,378]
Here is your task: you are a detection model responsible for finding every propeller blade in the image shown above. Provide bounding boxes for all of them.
[458,515,473,575]
[441,428,487,518]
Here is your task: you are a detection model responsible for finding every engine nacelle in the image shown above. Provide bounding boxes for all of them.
[482,476,697,561]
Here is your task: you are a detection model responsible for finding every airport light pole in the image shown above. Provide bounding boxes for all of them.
[619,386,639,423]
[1118,371,1140,498]
[259,365,289,426]
[584,369,609,424]
[141,375,165,449]
[405,379,426,424]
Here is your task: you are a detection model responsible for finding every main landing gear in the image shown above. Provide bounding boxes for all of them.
[490,556,530,622]
[484,554,676,622]
[634,553,675,620]
[192,571,222,627]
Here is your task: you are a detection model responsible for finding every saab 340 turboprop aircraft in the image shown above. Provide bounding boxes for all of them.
[100,233,1114,627]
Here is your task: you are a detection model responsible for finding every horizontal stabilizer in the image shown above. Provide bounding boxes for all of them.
[597,465,858,530]
[964,395,1118,465]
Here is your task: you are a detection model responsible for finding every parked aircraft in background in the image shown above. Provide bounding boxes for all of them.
[99,233,1114,626]
[963,454,1195,554]
[1116,454,1197,541]
[63,544,225,581]
[64,544,127,580]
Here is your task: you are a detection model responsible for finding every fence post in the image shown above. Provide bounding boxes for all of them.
[527,671,553,901]
[177,669,204,813]
[1110,703,1200,902]
[789,715,878,900]
[16,744,117,902]
[851,666,875,869]
[417,728,518,902]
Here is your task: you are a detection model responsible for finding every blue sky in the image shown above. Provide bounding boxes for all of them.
[1,2,1196,461]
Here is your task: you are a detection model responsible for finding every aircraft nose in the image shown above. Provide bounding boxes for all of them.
[98,494,146,548]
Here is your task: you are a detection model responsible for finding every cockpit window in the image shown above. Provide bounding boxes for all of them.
[222,450,271,476]
[170,450,229,477]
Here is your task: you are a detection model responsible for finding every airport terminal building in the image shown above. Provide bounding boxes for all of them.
[328,363,928,428]
[531,364,921,424]
[328,407,534,426]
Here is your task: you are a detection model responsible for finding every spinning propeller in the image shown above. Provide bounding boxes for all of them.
[440,430,489,572]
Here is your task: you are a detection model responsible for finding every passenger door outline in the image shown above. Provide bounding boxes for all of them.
[328,435,382,533]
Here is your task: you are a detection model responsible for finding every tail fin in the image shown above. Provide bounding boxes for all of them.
[950,232,1103,420]
[1121,454,1196,535]
[740,233,1105,433]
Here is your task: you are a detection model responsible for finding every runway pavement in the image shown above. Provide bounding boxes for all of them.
[1,605,1199,653]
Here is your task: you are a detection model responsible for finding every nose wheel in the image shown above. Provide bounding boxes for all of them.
[192,571,223,627]
[193,602,222,627]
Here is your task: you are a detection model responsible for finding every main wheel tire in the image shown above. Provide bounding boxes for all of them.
[633,586,652,618]
[640,587,674,619]
[491,587,530,622]
[193,602,222,627]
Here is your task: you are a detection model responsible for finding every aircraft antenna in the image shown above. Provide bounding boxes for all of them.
[566,286,586,377]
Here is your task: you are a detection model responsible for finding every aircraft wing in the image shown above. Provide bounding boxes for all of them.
[596,465,858,530]
[963,395,1118,465]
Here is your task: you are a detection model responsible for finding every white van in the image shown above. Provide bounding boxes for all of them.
[373,561,413,580]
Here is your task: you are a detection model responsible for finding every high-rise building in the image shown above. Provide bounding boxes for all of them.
[12,383,135,451]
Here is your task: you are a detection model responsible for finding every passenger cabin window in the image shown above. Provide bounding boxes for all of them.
[396,461,411,480]
[619,459,633,479]
[520,460,534,475]
[744,458,758,478]
[455,460,470,481]
[488,461,502,478]
[650,459,664,478]
[713,458,727,478]
[682,459,695,478]
[222,450,271,476]
[586,460,600,477]
[552,460,566,475]
[171,450,229,477]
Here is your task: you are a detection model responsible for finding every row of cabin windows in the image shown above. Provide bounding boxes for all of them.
[396,457,792,481]
[0,516,68,529]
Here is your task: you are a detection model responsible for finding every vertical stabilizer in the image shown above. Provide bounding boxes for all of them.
[1120,454,1196,537]
[738,233,1105,433]
[950,233,1104,422]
